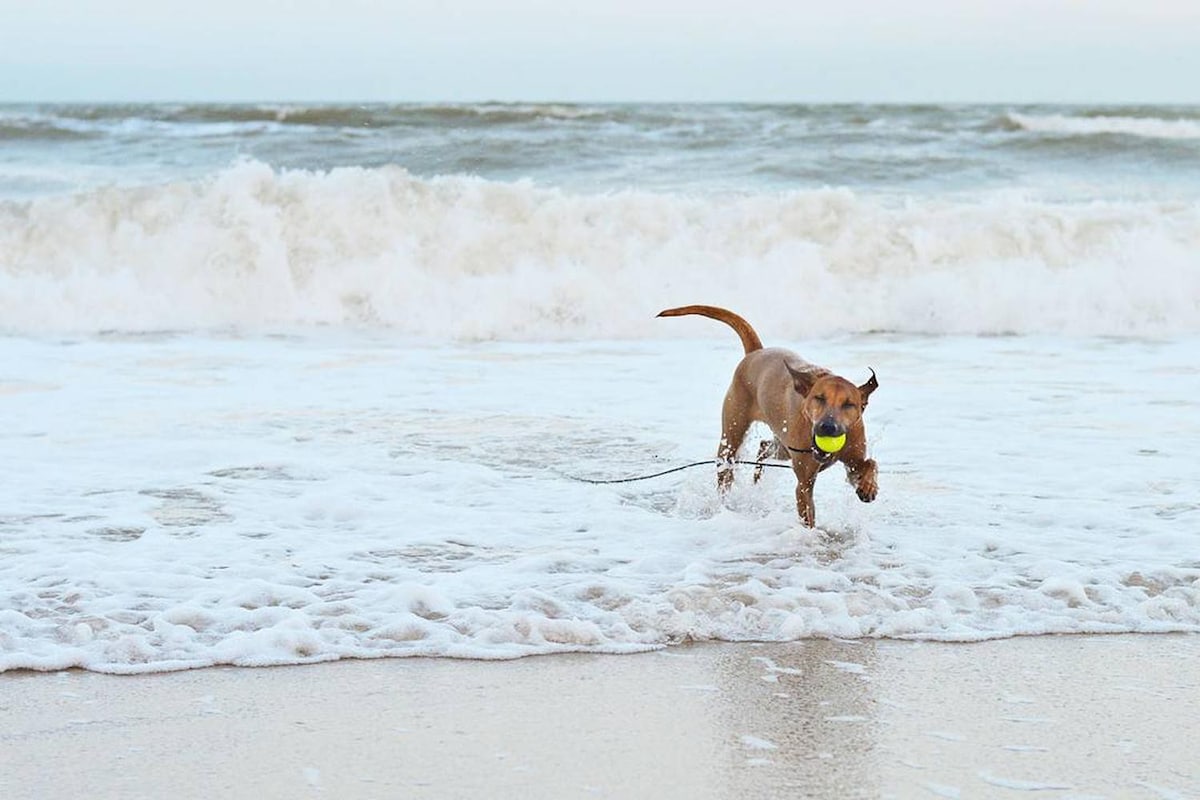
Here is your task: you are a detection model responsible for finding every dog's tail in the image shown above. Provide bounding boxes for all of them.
[656,305,763,354]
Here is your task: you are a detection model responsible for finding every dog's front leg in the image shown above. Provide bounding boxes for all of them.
[843,456,878,503]
[791,461,819,527]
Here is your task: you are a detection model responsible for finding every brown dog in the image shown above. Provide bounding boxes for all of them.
[658,305,878,527]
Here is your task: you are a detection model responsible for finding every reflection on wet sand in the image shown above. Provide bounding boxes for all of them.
[709,640,882,799]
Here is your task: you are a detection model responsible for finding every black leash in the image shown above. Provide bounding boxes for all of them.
[786,443,838,465]
[564,459,794,485]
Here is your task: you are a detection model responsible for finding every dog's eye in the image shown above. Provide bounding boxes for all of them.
[842,401,857,411]
[814,395,826,404]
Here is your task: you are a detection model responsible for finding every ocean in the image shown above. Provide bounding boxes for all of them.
[1,103,1198,673]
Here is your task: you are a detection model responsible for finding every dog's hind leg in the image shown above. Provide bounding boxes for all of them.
[717,386,754,494]
[753,437,787,483]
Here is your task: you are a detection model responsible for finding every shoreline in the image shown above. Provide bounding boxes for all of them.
[3,634,1197,799]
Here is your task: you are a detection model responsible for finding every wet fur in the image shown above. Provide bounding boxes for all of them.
[658,305,878,527]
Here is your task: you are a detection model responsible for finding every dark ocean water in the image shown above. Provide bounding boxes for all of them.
[3,102,1200,198]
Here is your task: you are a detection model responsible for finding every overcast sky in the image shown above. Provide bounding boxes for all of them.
[3,0,1198,103]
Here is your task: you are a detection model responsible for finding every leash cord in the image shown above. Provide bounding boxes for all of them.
[564,459,793,485]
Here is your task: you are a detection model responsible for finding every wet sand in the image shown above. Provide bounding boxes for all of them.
[2,635,1197,799]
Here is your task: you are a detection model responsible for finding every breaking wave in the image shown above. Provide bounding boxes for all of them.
[1007,112,1200,141]
[2,161,1198,338]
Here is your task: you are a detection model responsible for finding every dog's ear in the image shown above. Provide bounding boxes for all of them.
[858,368,878,407]
[786,363,814,396]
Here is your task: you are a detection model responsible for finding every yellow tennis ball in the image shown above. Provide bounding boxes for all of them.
[813,433,846,453]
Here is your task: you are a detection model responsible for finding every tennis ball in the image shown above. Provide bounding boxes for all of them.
[813,433,846,453]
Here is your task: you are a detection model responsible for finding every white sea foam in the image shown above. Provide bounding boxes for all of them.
[1008,112,1200,141]
[1,333,1197,674]
[2,161,1197,338]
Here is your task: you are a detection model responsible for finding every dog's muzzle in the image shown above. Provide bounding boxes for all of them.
[814,418,844,439]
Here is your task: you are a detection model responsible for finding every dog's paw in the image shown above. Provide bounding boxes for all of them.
[851,459,878,503]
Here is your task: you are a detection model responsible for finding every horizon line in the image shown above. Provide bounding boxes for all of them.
[3,97,1200,106]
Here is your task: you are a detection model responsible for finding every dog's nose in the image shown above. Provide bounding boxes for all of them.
[815,418,844,438]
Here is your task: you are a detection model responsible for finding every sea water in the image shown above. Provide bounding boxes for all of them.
[1,104,1198,672]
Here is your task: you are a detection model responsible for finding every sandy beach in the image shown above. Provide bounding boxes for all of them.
[3,634,1197,799]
